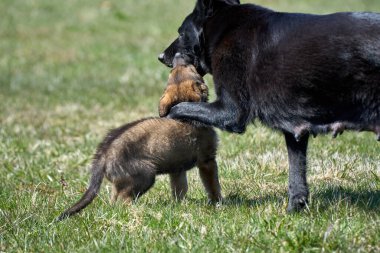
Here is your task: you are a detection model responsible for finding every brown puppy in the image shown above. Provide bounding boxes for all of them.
[57,56,221,221]
[159,55,208,117]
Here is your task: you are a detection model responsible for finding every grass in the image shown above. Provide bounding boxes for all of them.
[0,0,379,252]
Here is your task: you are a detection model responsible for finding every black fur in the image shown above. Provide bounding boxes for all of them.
[158,0,380,212]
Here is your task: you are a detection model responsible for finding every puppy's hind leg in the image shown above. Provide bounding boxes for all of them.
[130,171,156,202]
[197,158,222,203]
[111,184,119,204]
[169,171,188,201]
[112,177,134,204]
[116,170,156,204]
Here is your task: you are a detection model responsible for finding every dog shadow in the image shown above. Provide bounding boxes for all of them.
[313,186,380,211]
[221,192,286,208]
[204,186,380,212]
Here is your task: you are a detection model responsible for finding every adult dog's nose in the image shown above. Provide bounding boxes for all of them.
[158,53,165,63]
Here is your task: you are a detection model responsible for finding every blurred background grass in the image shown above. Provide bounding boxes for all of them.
[0,0,379,252]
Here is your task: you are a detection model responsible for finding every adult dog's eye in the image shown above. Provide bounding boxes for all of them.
[179,32,185,38]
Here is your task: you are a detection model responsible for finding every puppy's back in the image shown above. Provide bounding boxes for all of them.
[97,117,216,176]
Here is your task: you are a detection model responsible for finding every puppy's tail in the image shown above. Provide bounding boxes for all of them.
[56,161,105,221]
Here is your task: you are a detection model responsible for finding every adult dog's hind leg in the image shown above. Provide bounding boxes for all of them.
[284,131,309,213]
[169,171,188,201]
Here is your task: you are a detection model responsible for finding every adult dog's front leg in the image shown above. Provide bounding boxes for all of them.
[284,131,309,212]
[168,99,248,133]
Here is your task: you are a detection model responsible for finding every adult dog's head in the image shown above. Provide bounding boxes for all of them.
[158,0,240,76]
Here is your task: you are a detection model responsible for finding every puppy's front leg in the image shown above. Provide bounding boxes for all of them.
[197,158,222,203]
[168,97,248,133]
[284,131,310,212]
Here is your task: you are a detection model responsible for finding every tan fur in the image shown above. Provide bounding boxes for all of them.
[101,117,221,202]
[106,63,218,203]
[159,64,208,117]
[57,61,221,220]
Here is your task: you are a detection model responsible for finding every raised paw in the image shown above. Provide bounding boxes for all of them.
[224,121,246,134]
[166,103,188,119]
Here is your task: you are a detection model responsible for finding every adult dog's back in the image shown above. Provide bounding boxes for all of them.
[234,8,380,134]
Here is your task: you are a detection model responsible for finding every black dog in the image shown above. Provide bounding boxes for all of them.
[158,0,380,212]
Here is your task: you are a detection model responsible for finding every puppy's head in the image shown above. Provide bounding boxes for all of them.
[159,54,208,117]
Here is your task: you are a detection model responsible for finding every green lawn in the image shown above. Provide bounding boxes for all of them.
[1,0,379,252]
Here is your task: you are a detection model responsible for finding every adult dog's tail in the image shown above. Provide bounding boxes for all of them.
[57,161,105,221]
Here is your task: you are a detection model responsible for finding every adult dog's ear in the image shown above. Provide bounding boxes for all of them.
[195,0,240,19]
[222,0,240,4]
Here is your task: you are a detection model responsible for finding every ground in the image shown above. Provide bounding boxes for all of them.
[0,0,379,252]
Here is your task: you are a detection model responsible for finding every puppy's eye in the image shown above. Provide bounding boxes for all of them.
[179,33,184,38]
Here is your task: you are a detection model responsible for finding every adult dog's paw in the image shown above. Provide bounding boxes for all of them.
[225,123,246,134]
[287,194,309,213]
[166,103,189,119]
